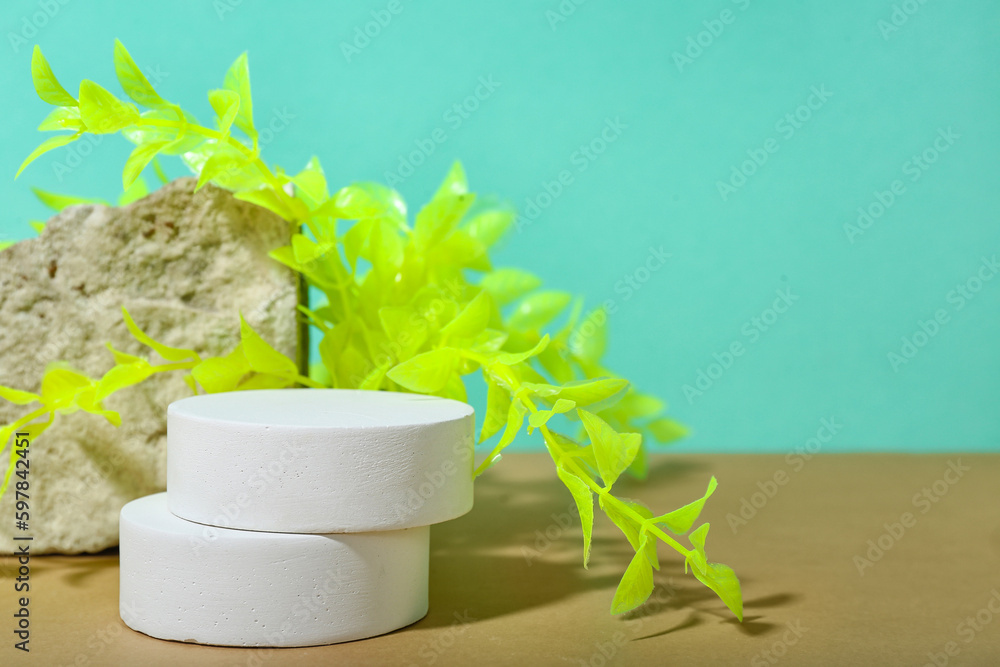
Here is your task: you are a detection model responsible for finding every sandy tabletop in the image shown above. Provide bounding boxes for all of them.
[2,453,999,666]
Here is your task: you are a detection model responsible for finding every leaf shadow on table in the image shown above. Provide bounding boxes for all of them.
[0,547,120,588]
[416,456,798,639]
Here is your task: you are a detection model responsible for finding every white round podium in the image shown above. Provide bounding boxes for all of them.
[120,493,429,647]
[120,389,476,647]
[166,389,475,532]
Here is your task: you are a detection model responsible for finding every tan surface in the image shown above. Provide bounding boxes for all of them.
[2,453,999,666]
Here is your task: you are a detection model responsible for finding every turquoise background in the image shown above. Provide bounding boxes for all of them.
[1,1,997,453]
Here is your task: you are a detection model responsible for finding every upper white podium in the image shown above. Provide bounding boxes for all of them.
[166,388,476,533]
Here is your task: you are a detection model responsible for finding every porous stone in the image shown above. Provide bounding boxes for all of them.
[0,177,298,554]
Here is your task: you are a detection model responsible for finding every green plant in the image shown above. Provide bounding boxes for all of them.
[0,42,743,619]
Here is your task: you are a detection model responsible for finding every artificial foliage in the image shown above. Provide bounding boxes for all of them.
[0,42,743,619]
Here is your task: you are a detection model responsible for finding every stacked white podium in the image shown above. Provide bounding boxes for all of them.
[119,389,475,647]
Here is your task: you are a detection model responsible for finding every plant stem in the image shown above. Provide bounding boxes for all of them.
[466,352,692,561]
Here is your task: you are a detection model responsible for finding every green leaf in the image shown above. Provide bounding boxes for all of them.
[648,417,689,444]
[118,177,149,206]
[479,374,511,442]
[0,242,14,252]
[378,306,427,359]
[555,465,594,567]
[239,314,297,377]
[29,221,45,234]
[309,361,332,387]
[691,561,744,622]
[124,109,202,155]
[122,141,167,189]
[368,219,404,277]
[617,391,665,420]
[462,208,514,248]
[121,306,199,362]
[579,408,639,488]
[95,361,153,401]
[291,156,329,205]
[31,187,107,211]
[191,344,251,393]
[113,39,169,109]
[357,361,391,391]
[471,328,508,355]
[0,387,40,405]
[641,527,660,570]
[31,46,77,106]
[37,107,83,132]
[570,306,608,364]
[475,400,528,477]
[439,373,467,402]
[16,132,82,178]
[78,80,139,134]
[40,366,93,411]
[525,377,629,410]
[480,268,542,306]
[599,495,651,550]
[236,373,294,391]
[196,147,243,190]
[493,334,550,366]
[386,348,460,393]
[508,291,572,331]
[654,476,718,535]
[104,342,144,366]
[432,161,468,200]
[234,188,295,220]
[440,290,492,341]
[527,398,576,430]
[326,182,407,226]
[429,230,491,272]
[687,523,709,575]
[610,542,655,615]
[208,88,240,140]
[413,193,475,250]
[223,52,256,140]
[152,156,169,184]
